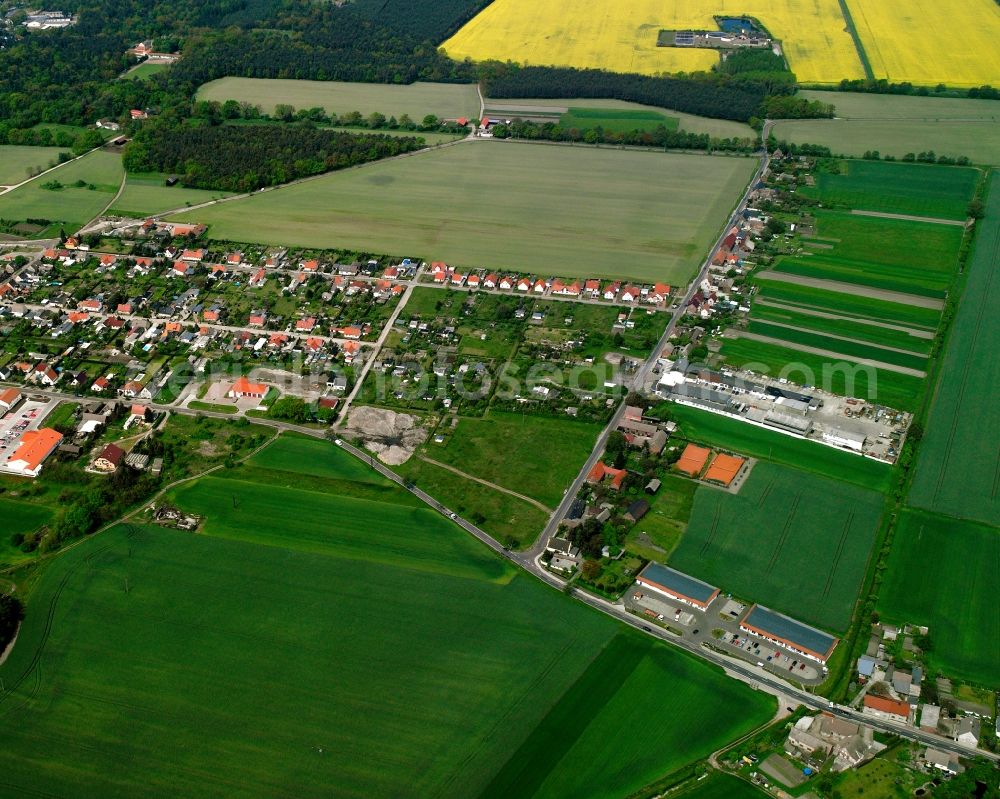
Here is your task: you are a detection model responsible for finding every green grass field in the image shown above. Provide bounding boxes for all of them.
[197,78,481,121]
[398,456,549,549]
[483,636,774,799]
[484,97,756,140]
[751,303,933,355]
[670,462,884,632]
[124,61,170,80]
[775,210,963,298]
[773,119,1000,167]
[909,172,1000,526]
[670,403,892,490]
[745,321,929,370]
[719,337,925,412]
[429,410,602,508]
[0,146,68,185]
[753,276,942,330]
[0,497,53,564]
[0,149,123,235]
[797,160,979,220]
[625,474,697,561]
[675,773,766,799]
[774,91,1000,166]
[109,172,235,217]
[878,510,999,686]
[0,434,775,796]
[559,106,679,133]
[171,141,757,283]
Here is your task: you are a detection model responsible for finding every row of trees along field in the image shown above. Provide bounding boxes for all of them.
[479,63,833,124]
[490,119,758,153]
[122,122,425,191]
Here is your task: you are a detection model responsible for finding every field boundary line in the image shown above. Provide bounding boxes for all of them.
[416,454,553,513]
[849,209,966,226]
[749,319,929,358]
[836,0,875,80]
[733,331,927,377]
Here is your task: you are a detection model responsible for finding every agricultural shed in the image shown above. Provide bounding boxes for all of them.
[740,604,838,663]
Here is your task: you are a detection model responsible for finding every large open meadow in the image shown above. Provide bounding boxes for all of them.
[878,510,999,686]
[0,434,775,797]
[428,410,603,509]
[109,172,236,217]
[778,91,1000,164]
[845,0,1000,88]
[172,141,756,283]
[909,172,1000,527]
[0,145,68,185]
[197,78,481,121]
[797,159,979,220]
[443,0,865,84]
[0,149,123,235]
[670,462,884,632]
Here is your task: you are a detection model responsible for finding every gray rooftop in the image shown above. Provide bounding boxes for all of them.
[743,605,837,657]
[638,563,718,604]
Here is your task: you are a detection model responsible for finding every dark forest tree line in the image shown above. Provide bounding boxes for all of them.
[490,118,758,154]
[122,122,425,191]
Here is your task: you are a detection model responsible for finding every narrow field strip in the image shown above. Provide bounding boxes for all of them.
[734,332,927,377]
[755,271,944,310]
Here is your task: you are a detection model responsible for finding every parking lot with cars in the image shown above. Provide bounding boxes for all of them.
[0,397,60,473]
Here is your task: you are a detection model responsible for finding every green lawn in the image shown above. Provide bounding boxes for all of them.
[559,106,679,133]
[670,403,892,490]
[123,61,170,80]
[908,171,1000,527]
[429,410,602,507]
[484,96,756,140]
[0,433,775,797]
[197,78,481,121]
[878,510,999,687]
[624,474,697,561]
[0,146,68,185]
[171,141,757,283]
[0,149,123,235]
[670,462,884,632]
[751,303,933,355]
[245,433,389,484]
[719,337,926,412]
[110,172,235,217]
[775,210,964,298]
[753,276,942,330]
[797,159,979,220]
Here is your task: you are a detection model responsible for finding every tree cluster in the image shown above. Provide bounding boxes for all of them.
[0,594,24,653]
[122,123,425,191]
[481,64,770,122]
[351,0,495,42]
[490,117,757,153]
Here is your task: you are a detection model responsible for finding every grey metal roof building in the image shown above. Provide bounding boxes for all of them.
[740,604,838,662]
[636,563,720,609]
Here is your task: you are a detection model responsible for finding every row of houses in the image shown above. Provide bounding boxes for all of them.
[427,263,672,306]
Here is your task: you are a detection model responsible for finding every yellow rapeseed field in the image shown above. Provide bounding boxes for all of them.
[442,0,865,84]
[846,0,1000,88]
